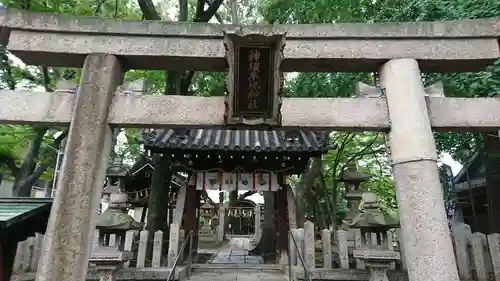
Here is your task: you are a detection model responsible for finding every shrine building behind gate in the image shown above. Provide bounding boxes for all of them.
[143,128,332,254]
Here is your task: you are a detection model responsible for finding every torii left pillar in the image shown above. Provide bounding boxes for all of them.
[35,54,123,281]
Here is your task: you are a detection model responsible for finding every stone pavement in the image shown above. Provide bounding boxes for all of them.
[190,237,284,281]
[199,236,265,264]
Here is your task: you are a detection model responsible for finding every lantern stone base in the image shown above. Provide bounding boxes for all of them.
[353,249,400,281]
[89,248,133,281]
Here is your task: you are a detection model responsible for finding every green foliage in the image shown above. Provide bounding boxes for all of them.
[300,132,395,225]
[0,125,33,160]
[260,0,500,164]
[259,0,500,223]
[192,72,226,97]
[0,0,144,189]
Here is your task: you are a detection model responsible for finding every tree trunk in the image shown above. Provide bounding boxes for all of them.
[146,154,172,259]
[295,157,322,227]
[311,186,327,230]
[275,188,288,251]
[12,128,46,197]
[250,191,276,262]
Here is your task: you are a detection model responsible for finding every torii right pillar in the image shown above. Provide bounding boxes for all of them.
[380,58,459,281]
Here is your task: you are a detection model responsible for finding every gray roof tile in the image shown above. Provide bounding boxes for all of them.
[144,129,331,153]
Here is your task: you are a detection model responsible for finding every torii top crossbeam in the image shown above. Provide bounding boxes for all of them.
[1,8,499,281]
[0,8,499,72]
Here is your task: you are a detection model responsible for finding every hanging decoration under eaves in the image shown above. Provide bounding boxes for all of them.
[223,29,285,129]
[193,172,280,192]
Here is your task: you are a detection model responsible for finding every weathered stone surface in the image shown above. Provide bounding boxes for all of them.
[487,233,500,281]
[286,188,297,229]
[168,224,181,268]
[452,223,472,280]
[1,8,498,71]
[353,229,365,269]
[123,231,135,268]
[337,230,349,269]
[381,58,459,281]
[395,229,406,270]
[12,267,188,281]
[29,233,43,272]
[289,229,298,266]
[136,230,148,268]
[2,8,500,38]
[427,97,500,130]
[289,267,407,281]
[217,205,226,242]
[469,232,494,281]
[5,89,500,131]
[303,221,315,268]
[254,205,261,242]
[152,230,164,267]
[321,229,332,269]
[35,54,123,281]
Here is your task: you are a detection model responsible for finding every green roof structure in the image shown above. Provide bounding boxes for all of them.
[0,198,52,229]
[0,198,52,281]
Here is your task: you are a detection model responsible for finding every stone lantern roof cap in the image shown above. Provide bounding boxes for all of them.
[339,166,372,182]
[102,184,120,195]
[96,192,143,231]
[343,192,400,229]
[106,156,130,177]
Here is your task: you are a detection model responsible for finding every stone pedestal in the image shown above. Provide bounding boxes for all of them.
[89,248,133,281]
[353,248,399,281]
[199,203,214,236]
[380,58,459,281]
[217,205,226,242]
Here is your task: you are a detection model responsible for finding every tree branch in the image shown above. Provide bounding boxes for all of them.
[94,0,108,16]
[239,190,256,200]
[136,0,161,20]
[194,0,223,22]
[18,130,68,188]
[1,51,16,90]
[229,0,239,24]
[340,134,380,172]
[41,66,53,92]
[204,0,224,23]
[195,0,205,19]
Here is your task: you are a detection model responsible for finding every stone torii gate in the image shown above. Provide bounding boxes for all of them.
[0,8,500,281]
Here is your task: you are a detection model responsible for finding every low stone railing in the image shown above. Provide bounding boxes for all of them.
[452,222,500,281]
[12,227,186,275]
[286,220,405,270]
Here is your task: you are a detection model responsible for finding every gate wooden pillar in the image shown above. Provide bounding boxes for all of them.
[181,185,198,261]
[380,58,459,281]
[35,54,123,281]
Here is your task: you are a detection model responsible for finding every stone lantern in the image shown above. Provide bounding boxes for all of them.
[106,156,129,190]
[344,192,400,281]
[339,164,372,222]
[199,201,214,236]
[90,192,144,281]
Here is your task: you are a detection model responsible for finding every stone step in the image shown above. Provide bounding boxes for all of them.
[192,264,282,272]
[189,273,287,281]
[190,264,286,280]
